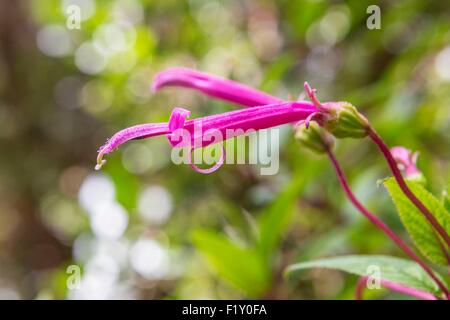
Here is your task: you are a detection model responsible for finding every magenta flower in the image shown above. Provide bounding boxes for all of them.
[97,67,346,172]
[96,102,317,171]
[152,68,368,137]
[152,67,282,107]
[390,146,421,178]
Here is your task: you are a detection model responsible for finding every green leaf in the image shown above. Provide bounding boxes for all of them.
[191,229,270,297]
[257,162,321,261]
[442,190,450,214]
[260,53,293,91]
[256,182,297,262]
[108,157,138,209]
[384,177,450,265]
[286,255,442,294]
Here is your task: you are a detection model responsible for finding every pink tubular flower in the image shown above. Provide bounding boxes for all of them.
[97,68,348,172]
[168,102,316,147]
[97,67,362,172]
[96,102,317,171]
[390,146,421,178]
[152,67,282,107]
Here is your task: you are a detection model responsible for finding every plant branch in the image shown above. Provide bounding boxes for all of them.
[326,149,449,298]
[355,276,438,300]
[367,128,450,250]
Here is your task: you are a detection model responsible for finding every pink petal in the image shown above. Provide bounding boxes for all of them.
[152,67,282,107]
[167,101,317,148]
[96,122,170,170]
[390,146,420,177]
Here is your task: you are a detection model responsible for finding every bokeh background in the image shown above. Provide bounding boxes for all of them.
[0,0,449,299]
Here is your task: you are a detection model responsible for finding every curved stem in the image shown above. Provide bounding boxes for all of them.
[354,277,366,300]
[368,128,450,250]
[355,277,438,300]
[326,149,449,298]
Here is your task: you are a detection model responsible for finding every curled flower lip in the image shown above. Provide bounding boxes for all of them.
[96,102,317,170]
[152,67,282,107]
[96,122,170,170]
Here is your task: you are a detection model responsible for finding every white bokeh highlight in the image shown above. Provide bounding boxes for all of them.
[93,22,136,56]
[129,238,169,280]
[75,42,107,75]
[36,25,72,57]
[90,202,129,239]
[137,185,173,225]
[78,174,115,215]
[112,0,144,25]
[435,46,450,81]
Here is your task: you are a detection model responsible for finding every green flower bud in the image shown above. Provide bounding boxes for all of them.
[295,121,334,154]
[323,102,369,139]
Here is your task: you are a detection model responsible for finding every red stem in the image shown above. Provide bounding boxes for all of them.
[368,128,450,250]
[355,277,438,300]
[326,149,449,298]
[355,277,366,300]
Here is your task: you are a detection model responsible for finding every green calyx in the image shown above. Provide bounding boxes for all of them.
[295,121,334,154]
[323,102,369,139]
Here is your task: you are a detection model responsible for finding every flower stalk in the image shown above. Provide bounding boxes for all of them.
[296,122,448,297]
[302,80,450,255]
[355,276,438,300]
[327,149,450,299]
[325,146,449,298]
[367,128,450,250]
[302,80,450,256]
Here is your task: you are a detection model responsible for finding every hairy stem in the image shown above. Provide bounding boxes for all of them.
[355,277,438,300]
[368,128,450,250]
[326,149,449,298]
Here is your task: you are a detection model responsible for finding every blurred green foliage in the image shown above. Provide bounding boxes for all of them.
[0,0,449,299]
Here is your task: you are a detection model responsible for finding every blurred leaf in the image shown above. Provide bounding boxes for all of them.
[442,189,450,214]
[191,229,270,297]
[283,0,326,37]
[260,53,294,91]
[108,158,139,210]
[384,177,450,265]
[286,255,442,294]
[256,183,297,262]
[295,227,349,262]
[257,164,320,261]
